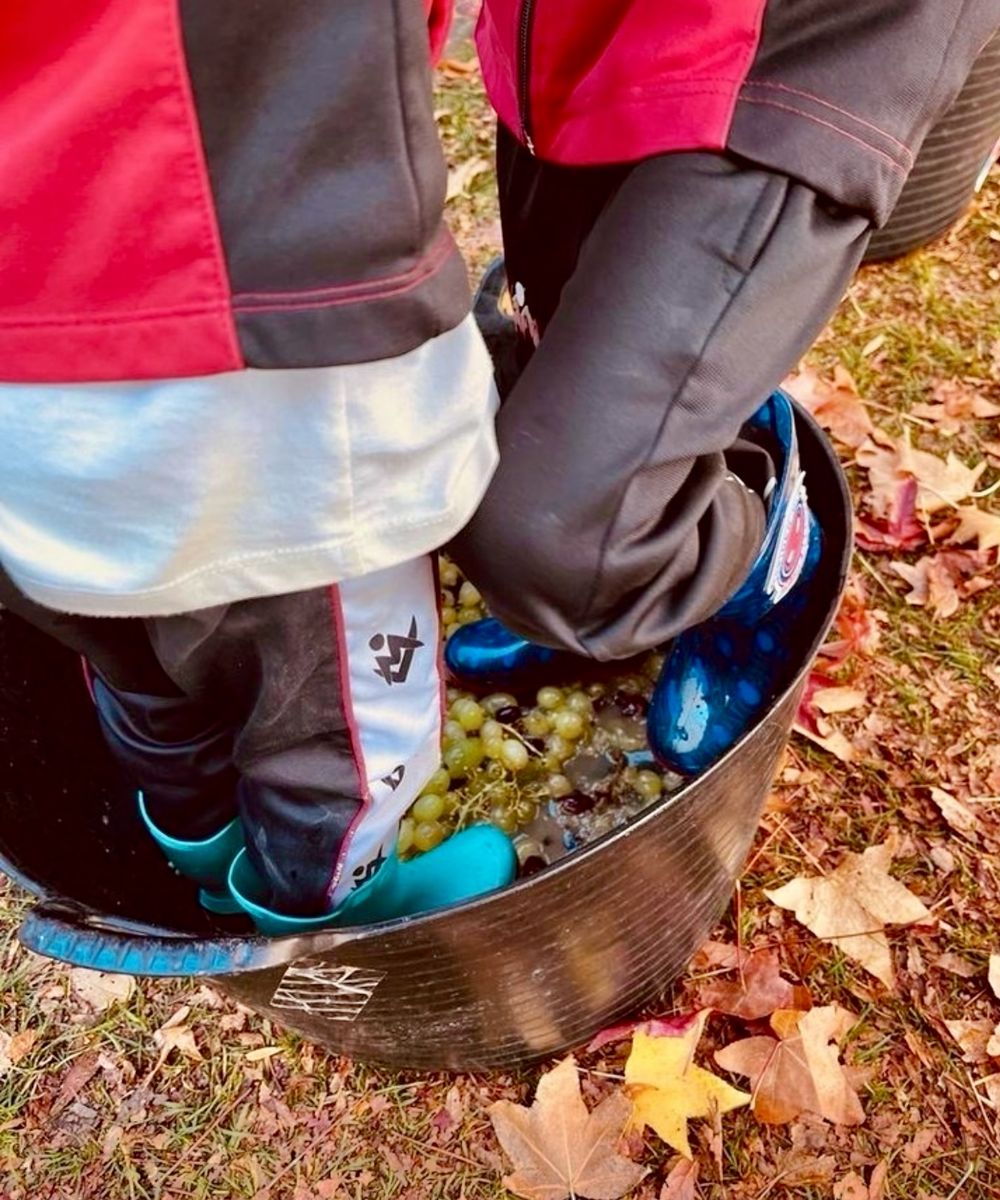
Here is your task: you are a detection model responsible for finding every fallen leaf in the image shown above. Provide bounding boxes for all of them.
[489,1056,647,1200]
[436,56,478,77]
[990,954,1000,1001]
[68,969,136,1013]
[834,1171,870,1200]
[784,366,875,449]
[49,1050,102,1119]
[857,430,986,518]
[715,1005,864,1126]
[854,477,927,553]
[446,156,491,202]
[695,948,804,1021]
[587,1011,700,1055]
[868,1161,888,1200]
[932,952,979,978]
[624,1013,750,1159]
[153,1011,203,1068]
[244,1046,283,1063]
[765,836,930,987]
[812,686,866,715]
[948,506,1000,552]
[929,787,980,838]
[890,549,995,619]
[794,671,856,762]
[0,1029,38,1081]
[942,1019,994,1064]
[660,1158,698,1200]
[820,577,883,660]
[911,379,1000,433]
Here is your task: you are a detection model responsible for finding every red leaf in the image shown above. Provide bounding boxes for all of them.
[854,478,926,553]
[586,1010,702,1055]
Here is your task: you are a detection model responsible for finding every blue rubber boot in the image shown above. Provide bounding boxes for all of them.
[444,618,574,691]
[647,390,823,776]
[138,792,245,915]
[228,824,517,936]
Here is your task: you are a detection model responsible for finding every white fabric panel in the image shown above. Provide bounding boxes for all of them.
[0,316,498,616]
[327,556,442,906]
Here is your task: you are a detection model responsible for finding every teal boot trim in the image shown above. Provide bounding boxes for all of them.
[228,824,518,936]
[138,792,244,915]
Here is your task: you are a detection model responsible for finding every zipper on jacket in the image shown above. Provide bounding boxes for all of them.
[517,0,537,153]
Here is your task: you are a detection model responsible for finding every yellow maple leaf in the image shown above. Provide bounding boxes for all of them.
[624,1013,750,1158]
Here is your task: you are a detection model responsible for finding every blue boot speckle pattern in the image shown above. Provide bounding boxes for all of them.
[648,391,824,776]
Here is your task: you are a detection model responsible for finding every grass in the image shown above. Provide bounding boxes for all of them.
[2,38,1000,1200]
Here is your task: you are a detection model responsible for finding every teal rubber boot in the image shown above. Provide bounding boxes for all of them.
[138,792,245,915]
[228,824,518,936]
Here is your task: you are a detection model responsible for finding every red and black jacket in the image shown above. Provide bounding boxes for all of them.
[0,1,464,383]
[2,1,997,385]
[479,1,999,225]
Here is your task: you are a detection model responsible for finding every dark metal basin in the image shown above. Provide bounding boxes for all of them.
[0,406,851,1071]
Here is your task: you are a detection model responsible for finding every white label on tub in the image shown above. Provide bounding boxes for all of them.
[270,964,385,1022]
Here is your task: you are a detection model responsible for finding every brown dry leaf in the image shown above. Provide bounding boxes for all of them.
[932,951,979,978]
[948,506,1000,552]
[68,968,136,1013]
[244,1046,283,1064]
[153,1009,203,1068]
[783,365,875,449]
[446,156,491,202]
[929,787,980,839]
[659,1158,698,1200]
[715,1005,865,1126]
[0,1029,38,1079]
[856,430,986,518]
[695,948,803,1021]
[911,379,1000,432]
[942,1019,994,1064]
[489,1056,647,1200]
[854,477,927,553]
[49,1050,102,1120]
[812,686,866,715]
[890,549,995,619]
[765,836,930,987]
[834,1172,870,1200]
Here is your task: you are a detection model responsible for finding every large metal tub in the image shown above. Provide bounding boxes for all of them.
[0,407,850,1071]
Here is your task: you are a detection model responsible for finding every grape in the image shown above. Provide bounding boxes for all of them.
[544,733,573,763]
[480,718,503,743]
[413,820,445,851]
[537,686,563,711]
[412,792,446,823]
[489,804,518,835]
[446,737,485,779]
[421,766,451,796]
[552,710,586,740]
[450,697,485,732]
[482,692,518,715]
[457,609,481,625]
[440,605,457,626]
[499,739,530,772]
[439,559,460,588]
[458,580,482,608]
[635,770,663,801]
[546,773,573,799]
[560,791,595,815]
[522,708,553,737]
[565,691,594,717]
[446,686,462,704]
[495,705,523,725]
[442,719,467,746]
[483,737,505,761]
[643,652,666,680]
[444,623,459,639]
[520,855,547,877]
[397,817,415,855]
[514,797,536,824]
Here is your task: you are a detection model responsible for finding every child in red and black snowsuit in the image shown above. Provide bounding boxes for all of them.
[448,1,999,770]
[0,1,515,932]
